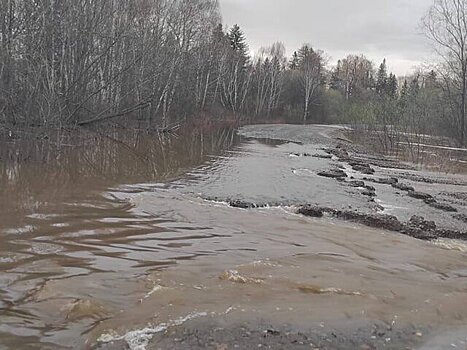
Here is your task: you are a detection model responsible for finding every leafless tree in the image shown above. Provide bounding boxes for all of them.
[333,55,374,100]
[252,42,286,118]
[296,44,324,123]
[0,0,222,128]
[423,0,467,145]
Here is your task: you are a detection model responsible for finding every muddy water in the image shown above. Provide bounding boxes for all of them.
[0,125,467,349]
[0,127,237,348]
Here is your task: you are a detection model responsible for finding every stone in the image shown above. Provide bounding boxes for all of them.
[408,191,433,201]
[453,214,467,223]
[362,188,376,197]
[348,180,365,188]
[392,183,415,192]
[375,177,398,185]
[408,215,436,231]
[351,164,375,175]
[317,169,348,179]
[428,202,457,212]
[312,153,333,159]
[229,200,258,209]
[297,206,324,218]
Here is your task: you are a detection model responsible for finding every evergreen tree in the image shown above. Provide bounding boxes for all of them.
[227,24,249,58]
[400,79,409,98]
[398,79,410,110]
[425,70,437,88]
[297,44,314,66]
[376,59,388,94]
[386,73,398,99]
[289,51,299,70]
[330,60,342,91]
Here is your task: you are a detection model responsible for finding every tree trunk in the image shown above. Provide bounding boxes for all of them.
[462,68,466,146]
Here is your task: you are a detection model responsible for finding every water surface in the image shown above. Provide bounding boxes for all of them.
[0,125,466,349]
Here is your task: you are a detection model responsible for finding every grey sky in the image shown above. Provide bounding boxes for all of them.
[219,0,434,76]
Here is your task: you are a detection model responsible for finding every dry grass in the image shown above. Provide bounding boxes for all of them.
[347,129,467,175]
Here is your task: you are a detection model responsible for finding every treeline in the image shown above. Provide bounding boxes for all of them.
[326,57,449,156]
[0,0,466,148]
[0,0,319,129]
[0,0,225,127]
[0,0,285,128]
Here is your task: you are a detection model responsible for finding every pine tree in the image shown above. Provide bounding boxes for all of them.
[289,51,299,70]
[227,24,249,58]
[400,80,409,98]
[376,59,388,95]
[425,70,437,88]
[297,44,314,66]
[386,73,398,99]
[330,60,342,91]
[399,79,410,109]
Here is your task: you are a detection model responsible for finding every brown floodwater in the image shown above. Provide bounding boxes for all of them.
[0,127,237,348]
[0,125,467,350]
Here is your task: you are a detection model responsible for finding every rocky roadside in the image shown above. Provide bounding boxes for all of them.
[306,143,467,240]
[297,205,465,241]
[143,318,426,350]
[212,141,467,241]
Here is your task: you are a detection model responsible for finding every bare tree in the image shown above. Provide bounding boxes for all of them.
[0,0,222,128]
[296,44,324,123]
[332,55,374,100]
[423,0,467,145]
[218,24,252,119]
[252,42,286,118]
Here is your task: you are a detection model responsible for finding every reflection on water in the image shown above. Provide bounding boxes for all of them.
[0,127,236,225]
[0,126,466,349]
[0,127,237,349]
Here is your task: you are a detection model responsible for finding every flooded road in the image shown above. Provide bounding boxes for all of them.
[1,125,467,349]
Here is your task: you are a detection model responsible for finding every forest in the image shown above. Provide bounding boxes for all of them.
[0,0,466,151]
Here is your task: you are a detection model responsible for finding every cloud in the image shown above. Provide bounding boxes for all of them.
[219,0,434,75]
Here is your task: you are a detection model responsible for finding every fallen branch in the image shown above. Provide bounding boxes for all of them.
[77,102,150,127]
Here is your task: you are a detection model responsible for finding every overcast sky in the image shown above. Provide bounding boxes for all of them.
[219,0,434,76]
